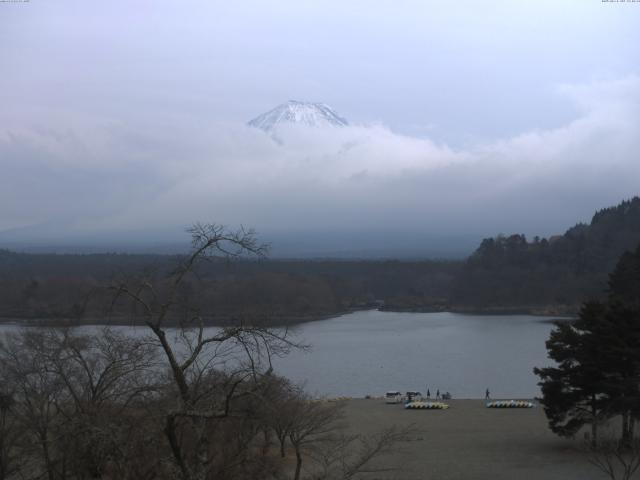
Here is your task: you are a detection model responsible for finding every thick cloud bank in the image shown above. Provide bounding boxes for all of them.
[1,76,639,251]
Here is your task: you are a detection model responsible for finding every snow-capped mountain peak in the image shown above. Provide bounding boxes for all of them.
[248,100,348,132]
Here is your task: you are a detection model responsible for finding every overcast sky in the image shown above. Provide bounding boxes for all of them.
[1,1,639,255]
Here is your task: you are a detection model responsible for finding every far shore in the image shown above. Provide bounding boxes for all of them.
[0,306,577,328]
[379,304,579,317]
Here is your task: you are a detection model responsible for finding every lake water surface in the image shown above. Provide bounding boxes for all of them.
[273,310,557,399]
[0,310,558,399]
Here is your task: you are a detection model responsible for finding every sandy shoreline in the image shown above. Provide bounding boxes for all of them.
[341,399,599,480]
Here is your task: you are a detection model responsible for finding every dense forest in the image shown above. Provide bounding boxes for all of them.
[1,197,639,324]
[451,197,640,314]
[0,251,460,324]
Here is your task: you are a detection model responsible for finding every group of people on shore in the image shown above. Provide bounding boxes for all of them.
[424,388,452,400]
[422,387,490,400]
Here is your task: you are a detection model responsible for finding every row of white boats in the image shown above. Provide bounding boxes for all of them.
[385,391,535,409]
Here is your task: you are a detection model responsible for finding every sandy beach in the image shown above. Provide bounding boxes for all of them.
[342,399,601,480]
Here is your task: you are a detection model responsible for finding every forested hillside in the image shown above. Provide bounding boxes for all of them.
[1,197,639,323]
[451,197,640,312]
[0,250,459,323]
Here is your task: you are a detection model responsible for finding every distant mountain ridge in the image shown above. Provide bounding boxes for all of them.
[248,100,348,132]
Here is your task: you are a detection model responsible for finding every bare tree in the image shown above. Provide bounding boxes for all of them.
[586,433,640,480]
[0,391,23,480]
[110,224,301,480]
[0,330,69,480]
[283,392,414,480]
[45,327,160,479]
[0,327,162,480]
[287,398,346,480]
[262,376,300,458]
[308,425,415,480]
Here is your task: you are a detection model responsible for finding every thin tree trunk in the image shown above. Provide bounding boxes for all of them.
[0,409,6,480]
[591,396,598,448]
[293,446,302,480]
[622,411,631,446]
[150,326,190,404]
[164,415,191,480]
[262,429,271,456]
[42,438,55,480]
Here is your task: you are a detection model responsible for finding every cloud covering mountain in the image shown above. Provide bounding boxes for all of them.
[0,75,638,255]
[1,1,638,255]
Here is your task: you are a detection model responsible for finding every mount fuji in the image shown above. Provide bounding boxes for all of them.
[248,100,348,133]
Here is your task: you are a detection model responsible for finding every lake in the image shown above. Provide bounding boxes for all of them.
[273,310,557,399]
[0,310,559,399]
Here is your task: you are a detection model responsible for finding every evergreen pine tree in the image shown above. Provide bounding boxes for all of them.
[534,301,611,445]
[535,242,640,445]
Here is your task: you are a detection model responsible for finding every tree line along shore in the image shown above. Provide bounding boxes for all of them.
[1,197,639,325]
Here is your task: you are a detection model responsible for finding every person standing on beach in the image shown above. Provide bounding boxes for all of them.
[485,388,490,400]
[427,389,431,399]
[436,389,440,400]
